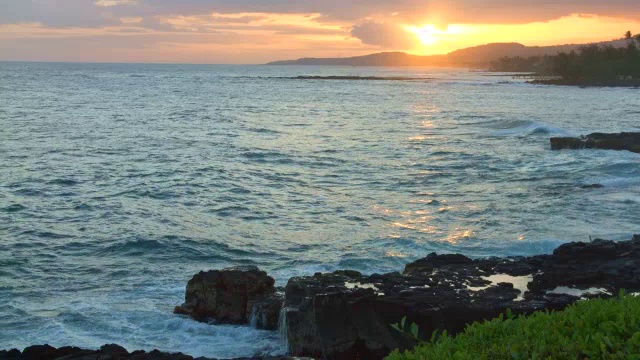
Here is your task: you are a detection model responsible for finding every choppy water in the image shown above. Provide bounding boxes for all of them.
[1,62,639,357]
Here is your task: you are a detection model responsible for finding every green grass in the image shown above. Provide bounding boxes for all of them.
[386,293,640,360]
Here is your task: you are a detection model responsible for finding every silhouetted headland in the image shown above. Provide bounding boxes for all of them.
[267,40,627,69]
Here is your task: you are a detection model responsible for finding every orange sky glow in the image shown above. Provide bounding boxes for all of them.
[1,1,640,64]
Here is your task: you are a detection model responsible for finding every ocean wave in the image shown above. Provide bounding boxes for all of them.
[488,120,571,137]
[19,230,71,239]
[245,127,282,135]
[241,151,294,164]
[46,179,81,186]
[2,204,27,213]
[92,236,263,262]
[4,63,640,357]
[584,177,640,189]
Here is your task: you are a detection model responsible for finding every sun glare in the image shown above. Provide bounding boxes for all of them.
[406,25,439,45]
[405,24,468,47]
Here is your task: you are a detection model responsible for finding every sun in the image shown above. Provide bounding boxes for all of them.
[405,24,468,47]
[405,25,439,46]
[405,25,438,45]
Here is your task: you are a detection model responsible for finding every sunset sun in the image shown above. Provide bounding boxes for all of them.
[405,24,469,49]
[406,25,439,45]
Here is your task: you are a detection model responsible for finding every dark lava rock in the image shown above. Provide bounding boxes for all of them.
[21,345,58,360]
[550,132,640,153]
[250,292,285,331]
[280,235,640,359]
[101,344,130,357]
[403,253,473,274]
[0,345,307,360]
[174,266,282,329]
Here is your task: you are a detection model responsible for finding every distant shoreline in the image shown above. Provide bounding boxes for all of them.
[529,79,640,88]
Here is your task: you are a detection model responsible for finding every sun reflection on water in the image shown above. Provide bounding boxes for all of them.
[446,229,474,244]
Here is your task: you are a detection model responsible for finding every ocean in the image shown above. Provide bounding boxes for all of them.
[1,62,639,358]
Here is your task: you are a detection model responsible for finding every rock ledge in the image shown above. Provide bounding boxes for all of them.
[550,132,640,153]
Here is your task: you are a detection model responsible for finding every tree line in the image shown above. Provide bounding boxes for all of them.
[490,31,640,85]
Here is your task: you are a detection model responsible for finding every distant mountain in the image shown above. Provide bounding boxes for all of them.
[267,40,628,68]
[267,52,448,67]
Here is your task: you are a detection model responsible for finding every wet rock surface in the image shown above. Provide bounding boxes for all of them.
[550,132,640,153]
[0,344,307,360]
[281,235,640,359]
[13,236,639,360]
[174,266,282,330]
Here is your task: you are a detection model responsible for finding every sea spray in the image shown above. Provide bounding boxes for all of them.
[249,306,259,328]
[277,305,289,354]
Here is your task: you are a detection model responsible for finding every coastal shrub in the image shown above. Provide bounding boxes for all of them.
[386,293,640,360]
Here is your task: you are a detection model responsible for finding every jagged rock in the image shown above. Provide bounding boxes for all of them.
[550,132,640,153]
[403,253,473,274]
[250,292,284,330]
[0,345,309,360]
[100,344,129,357]
[20,345,58,360]
[174,266,281,329]
[281,235,640,359]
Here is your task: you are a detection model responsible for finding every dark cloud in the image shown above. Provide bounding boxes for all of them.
[351,21,416,48]
[0,0,120,27]
[0,0,639,28]
[133,0,640,23]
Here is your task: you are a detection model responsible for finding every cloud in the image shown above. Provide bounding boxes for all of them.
[351,21,416,48]
[425,0,640,24]
[209,15,267,24]
[0,0,119,28]
[2,0,640,29]
[2,0,640,64]
[132,0,640,24]
[137,16,176,31]
[0,23,371,63]
[95,0,138,7]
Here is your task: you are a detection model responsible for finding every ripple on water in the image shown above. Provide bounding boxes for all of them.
[2,63,640,357]
[46,179,81,186]
[3,204,27,213]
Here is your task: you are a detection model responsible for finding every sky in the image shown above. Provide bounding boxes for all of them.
[1,0,640,64]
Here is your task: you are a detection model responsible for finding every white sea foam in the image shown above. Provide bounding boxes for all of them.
[277,306,290,354]
[467,274,533,301]
[490,121,571,137]
[547,287,610,297]
[345,281,385,296]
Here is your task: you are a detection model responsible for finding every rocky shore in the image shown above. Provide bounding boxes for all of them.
[5,235,640,360]
[173,235,640,359]
[550,132,640,153]
[0,344,304,360]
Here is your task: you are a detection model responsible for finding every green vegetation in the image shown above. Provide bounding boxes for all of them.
[552,39,640,84]
[386,293,640,360]
[491,31,640,86]
[490,55,554,73]
[391,316,420,341]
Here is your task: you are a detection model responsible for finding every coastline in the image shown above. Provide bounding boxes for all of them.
[0,344,300,360]
[529,78,640,87]
[7,234,639,360]
[2,62,640,359]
